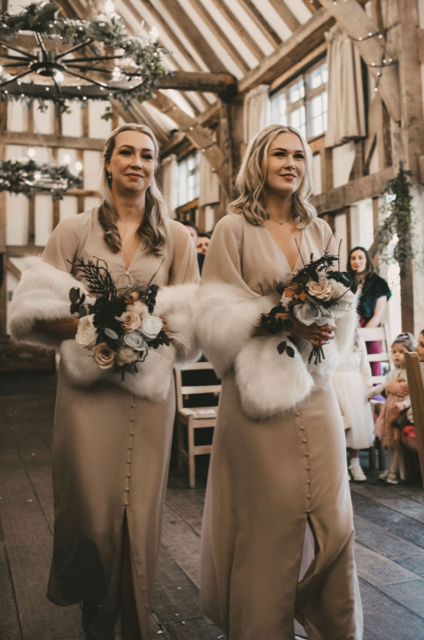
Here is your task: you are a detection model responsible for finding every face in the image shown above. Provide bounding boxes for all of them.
[416,333,424,361]
[392,342,408,367]
[350,250,367,275]
[105,131,155,196]
[263,132,306,199]
[197,236,210,255]
[185,225,198,247]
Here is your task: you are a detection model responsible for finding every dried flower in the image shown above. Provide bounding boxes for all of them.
[76,314,97,349]
[116,346,139,367]
[126,299,149,320]
[93,342,115,369]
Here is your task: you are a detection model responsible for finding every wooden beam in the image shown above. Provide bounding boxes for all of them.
[208,0,264,62]
[6,246,45,257]
[158,71,236,94]
[0,131,104,151]
[158,0,227,73]
[317,0,401,123]
[185,0,249,73]
[270,42,327,92]
[269,0,300,33]
[311,166,394,214]
[149,91,230,195]
[5,258,21,280]
[300,0,321,12]
[237,0,282,47]
[238,9,334,94]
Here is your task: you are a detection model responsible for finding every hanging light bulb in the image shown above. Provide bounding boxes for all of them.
[112,66,121,80]
[0,65,3,73]
[34,172,41,180]
[150,26,159,42]
[75,161,83,172]
[28,148,36,158]
[105,0,115,14]
[62,154,71,164]
[55,70,64,83]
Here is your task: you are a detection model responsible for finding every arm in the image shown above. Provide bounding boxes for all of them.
[365,295,387,328]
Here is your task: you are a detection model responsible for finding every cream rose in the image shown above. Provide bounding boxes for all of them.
[306,279,333,301]
[92,342,115,370]
[126,299,149,320]
[116,347,140,367]
[139,315,163,341]
[76,314,97,349]
[119,311,142,332]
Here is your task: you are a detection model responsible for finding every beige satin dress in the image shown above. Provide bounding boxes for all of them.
[200,214,363,640]
[42,209,198,639]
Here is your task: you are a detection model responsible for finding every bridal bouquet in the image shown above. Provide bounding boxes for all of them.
[69,258,169,378]
[261,250,359,365]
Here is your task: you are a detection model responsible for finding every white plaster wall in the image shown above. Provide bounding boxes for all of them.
[83,151,102,190]
[88,102,112,140]
[350,199,374,249]
[62,103,83,138]
[35,195,53,246]
[369,146,379,175]
[59,196,78,221]
[85,196,102,211]
[33,103,54,135]
[332,142,356,188]
[7,101,27,132]
[6,193,28,245]
[58,148,78,168]
[5,145,26,160]
[312,153,322,195]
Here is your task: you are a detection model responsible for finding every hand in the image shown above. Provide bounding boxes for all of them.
[393,402,405,414]
[160,316,170,332]
[289,317,335,346]
[386,379,409,397]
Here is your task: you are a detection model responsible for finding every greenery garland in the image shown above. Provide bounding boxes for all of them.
[0,2,171,111]
[0,158,83,199]
[373,163,423,279]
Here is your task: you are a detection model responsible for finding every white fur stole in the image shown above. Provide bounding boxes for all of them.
[9,257,200,401]
[195,282,358,421]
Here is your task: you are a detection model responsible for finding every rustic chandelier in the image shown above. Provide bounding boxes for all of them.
[0,1,170,112]
[0,156,83,199]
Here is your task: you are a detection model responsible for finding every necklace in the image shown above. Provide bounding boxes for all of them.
[267,217,289,226]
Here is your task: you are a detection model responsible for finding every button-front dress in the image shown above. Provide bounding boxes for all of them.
[33,208,198,639]
[198,214,363,640]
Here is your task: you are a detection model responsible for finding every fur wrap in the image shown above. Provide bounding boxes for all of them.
[195,282,358,421]
[9,257,200,402]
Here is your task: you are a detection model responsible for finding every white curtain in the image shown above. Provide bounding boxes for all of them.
[161,154,178,218]
[199,153,220,207]
[244,84,271,143]
[325,25,366,148]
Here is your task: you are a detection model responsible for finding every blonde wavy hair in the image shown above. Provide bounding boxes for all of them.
[229,124,316,228]
[98,123,168,255]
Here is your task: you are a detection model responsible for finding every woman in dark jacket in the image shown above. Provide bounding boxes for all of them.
[348,246,391,376]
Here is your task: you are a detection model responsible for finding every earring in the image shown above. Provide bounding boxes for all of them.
[107,171,112,180]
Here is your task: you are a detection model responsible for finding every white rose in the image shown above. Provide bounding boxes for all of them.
[126,300,149,320]
[139,315,163,341]
[119,311,142,332]
[76,314,97,349]
[116,346,140,367]
[293,302,335,327]
[122,332,148,352]
[306,279,333,301]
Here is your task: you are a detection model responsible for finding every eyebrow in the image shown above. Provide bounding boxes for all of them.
[272,147,304,153]
[117,144,154,152]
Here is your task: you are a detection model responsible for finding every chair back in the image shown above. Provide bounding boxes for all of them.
[404,352,424,483]
[175,362,221,412]
[357,324,391,385]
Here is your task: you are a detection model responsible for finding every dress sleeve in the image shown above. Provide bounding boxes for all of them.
[195,215,274,377]
[168,221,199,286]
[42,215,81,272]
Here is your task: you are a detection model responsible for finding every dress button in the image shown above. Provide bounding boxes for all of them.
[306,509,311,514]
[306,480,311,484]
[130,431,135,436]
[130,417,135,422]
[306,495,311,499]
[125,488,130,492]
[295,411,300,417]
[124,501,129,506]
[131,404,136,409]
[302,439,307,443]
[127,459,131,464]
[304,452,309,457]
[127,473,130,477]
[306,466,310,471]
[300,426,304,430]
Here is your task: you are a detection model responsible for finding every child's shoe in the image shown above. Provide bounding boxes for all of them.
[386,472,399,485]
[378,469,390,480]
[349,461,367,482]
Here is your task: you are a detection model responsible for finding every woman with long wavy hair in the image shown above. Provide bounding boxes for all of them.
[10,124,199,640]
[196,125,363,639]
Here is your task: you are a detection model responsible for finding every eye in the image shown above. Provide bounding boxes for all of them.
[295,154,304,159]
[120,149,131,155]
[142,154,153,160]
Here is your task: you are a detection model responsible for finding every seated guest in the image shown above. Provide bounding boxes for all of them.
[180,220,199,249]
[348,246,391,376]
[197,233,210,274]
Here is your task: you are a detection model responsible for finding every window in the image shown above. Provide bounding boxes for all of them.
[270,59,328,141]
[177,151,199,207]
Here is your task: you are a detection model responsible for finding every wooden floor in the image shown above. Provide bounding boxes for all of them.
[2,374,424,639]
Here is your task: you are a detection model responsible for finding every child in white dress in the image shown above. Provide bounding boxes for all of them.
[333,331,375,481]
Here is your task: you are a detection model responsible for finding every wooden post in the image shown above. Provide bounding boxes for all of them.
[0,143,6,336]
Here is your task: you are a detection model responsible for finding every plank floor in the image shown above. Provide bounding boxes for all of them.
[2,373,424,639]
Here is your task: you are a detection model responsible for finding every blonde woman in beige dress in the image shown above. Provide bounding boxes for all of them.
[10,124,199,640]
[195,125,363,639]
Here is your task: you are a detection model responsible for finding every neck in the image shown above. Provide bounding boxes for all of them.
[264,190,294,223]
[111,187,146,224]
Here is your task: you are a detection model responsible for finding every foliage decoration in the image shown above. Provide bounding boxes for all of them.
[373,163,424,279]
[0,158,83,199]
[0,2,171,113]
